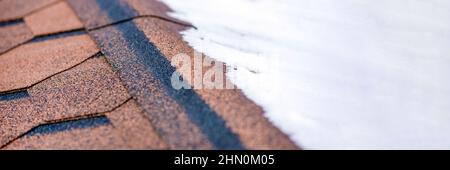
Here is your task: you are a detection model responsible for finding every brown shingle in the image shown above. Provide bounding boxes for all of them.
[0,22,33,54]
[0,0,58,22]
[105,99,167,149]
[0,56,131,147]
[24,1,84,36]
[0,34,99,93]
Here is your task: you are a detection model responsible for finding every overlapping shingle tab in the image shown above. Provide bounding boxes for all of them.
[4,116,127,150]
[0,34,98,92]
[0,56,131,147]
[0,22,33,54]
[0,0,299,150]
[5,100,167,149]
[24,1,83,36]
[0,0,59,22]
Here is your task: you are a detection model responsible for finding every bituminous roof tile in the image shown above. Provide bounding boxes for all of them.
[24,1,83,36]
[105,99,167,149]
[0,0,59,22]
[0,22,33,54]
[0,34,99,93]
[0,56,131,147]
[0,0,298,150]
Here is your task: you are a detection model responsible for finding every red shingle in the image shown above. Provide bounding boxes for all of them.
[4,116,129,150]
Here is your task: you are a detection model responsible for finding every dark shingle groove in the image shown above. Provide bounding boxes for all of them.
[0,90,29,101]
[0,97,132,149]
[0,0,63,23]
[30,28,86,42]
[0,19,23,28]
[87,14,195,32]
[0,51,101,95]
[27,116,111,136]
[0,28,88,56]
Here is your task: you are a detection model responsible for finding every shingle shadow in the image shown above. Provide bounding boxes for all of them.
[0,19,23,28]
[0,90,30,101]
[31,29,86,43]
[26,116,111,137]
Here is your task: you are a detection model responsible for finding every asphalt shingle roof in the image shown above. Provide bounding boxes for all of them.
[0,0,299,150]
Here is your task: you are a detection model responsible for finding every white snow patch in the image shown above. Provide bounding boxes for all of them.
[161,0,450,149]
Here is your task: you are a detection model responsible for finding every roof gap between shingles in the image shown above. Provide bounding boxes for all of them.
[0,19,24,28]
[0,90,29,101]
[43,97,133,125]
[28,115,111,136]
[31,28,86,42]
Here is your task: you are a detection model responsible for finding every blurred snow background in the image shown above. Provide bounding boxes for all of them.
[161,0,450,149]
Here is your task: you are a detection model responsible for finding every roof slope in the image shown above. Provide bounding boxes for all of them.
[0,0,299,150]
